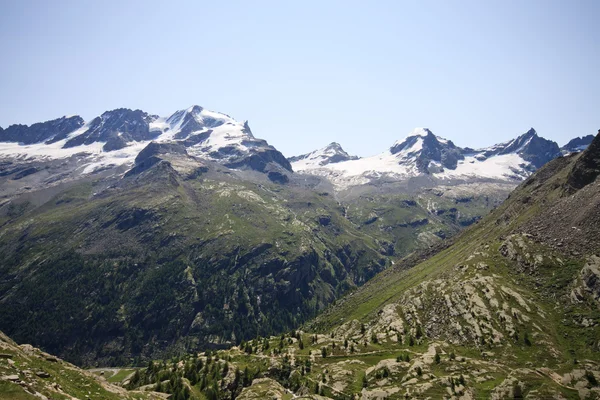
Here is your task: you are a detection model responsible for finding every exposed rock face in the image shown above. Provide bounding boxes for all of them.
[490,128,560,169]
[168,105,226,139]
[134,142,188,164]
[225,147,293,172]
[580,256,600,305]
[0,116,84,144]
[390,129,464,173]
[267,170,289,184]
[562,134,595,154]
[567,132,600,191]
[124,142,191,177]
[288,142,359,166]
[63,109,159,151]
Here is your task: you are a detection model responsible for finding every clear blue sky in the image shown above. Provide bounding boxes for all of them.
[0,0,598,157]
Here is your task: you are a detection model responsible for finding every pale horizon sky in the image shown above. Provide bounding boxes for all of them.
[0,0,598,157]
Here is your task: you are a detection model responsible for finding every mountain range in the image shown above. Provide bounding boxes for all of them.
[0,107,594,197]
[0,105,596,373]
[291,127,593,190]
[1,125,598,399]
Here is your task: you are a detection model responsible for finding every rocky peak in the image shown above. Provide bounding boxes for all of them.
[321,142,359,163]
[188,105,203,115]
[167,105,230,140]
[562,134,595,154]
[63,108,159,151]
[497,128,537,154]
[242,121,254,138]
[390,128,464,173]
[0,115,85,145]
[479,128,561,169]
[288,141,359,166]
[511,129,560,168]
[324,142,344,151]
[389,128,432,154]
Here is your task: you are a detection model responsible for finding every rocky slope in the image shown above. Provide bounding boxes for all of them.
[0,330,162,400]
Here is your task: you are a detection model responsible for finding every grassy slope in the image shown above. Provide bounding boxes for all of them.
[0,332,161,400]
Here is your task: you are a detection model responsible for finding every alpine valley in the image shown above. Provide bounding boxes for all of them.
[0,105,598,399]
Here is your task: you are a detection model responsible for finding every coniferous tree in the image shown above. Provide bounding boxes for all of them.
[415,325,423,339]
[513,383,523,399]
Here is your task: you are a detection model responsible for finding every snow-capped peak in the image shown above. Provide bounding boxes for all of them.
[389,128,455,155]
[187,104,203,115]
[0,105,290,177]
[390,128,431,149]
[410,127,432,137]
[474,128,560,168]
[289,142,359,170]
[164,105,236,140]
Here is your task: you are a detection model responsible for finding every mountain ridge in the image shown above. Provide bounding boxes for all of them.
[0,105,291,177]
[291,127,589,191]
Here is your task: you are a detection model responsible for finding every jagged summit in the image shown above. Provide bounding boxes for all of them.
[63,108,159,151]
[562,134,595,154]
[388,128,463,173]
[475,127,560,169]
[0,115,85,145]
[390,127,434,149]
